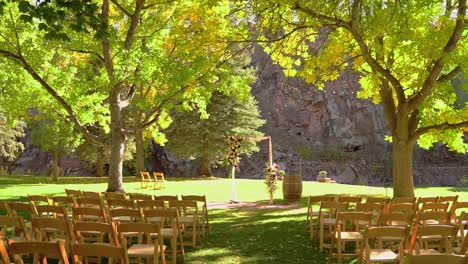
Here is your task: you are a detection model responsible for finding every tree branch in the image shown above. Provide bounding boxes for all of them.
[64,47,105,63]
[0,48,104,145]
[407,0,466,111]
[379,78,397,132]
[124,0,145,50]
[437,65,462,82]
[293,2,349,28]
[411,120,468,141]
[110,0,132,17]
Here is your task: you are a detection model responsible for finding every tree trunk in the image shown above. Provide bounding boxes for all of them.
[107,97,125,192]
[392,140,415,197]
[135,129,145,174]
[199,153,211,177]
[96,153,105,177]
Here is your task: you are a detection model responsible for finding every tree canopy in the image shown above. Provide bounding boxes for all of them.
[245,0,467,196]
[0,0,253,191]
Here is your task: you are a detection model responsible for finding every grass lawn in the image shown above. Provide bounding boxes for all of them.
[0,176,466,263]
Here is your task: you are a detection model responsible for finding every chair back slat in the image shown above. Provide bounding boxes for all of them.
[105,192,127,200]
[74,221,119,246]
[107,198,135,209]
[129,193,153,201]
[154,195,178,201]
[36,205,68,219]
[137,200,165,209]
[392,197,416,204]
[65,189,83,197]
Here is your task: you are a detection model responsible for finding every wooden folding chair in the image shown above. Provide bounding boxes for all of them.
[0,215,30,241]
[30,216,75,252]
[144,208,184,264]
[358,226,408,264]
[387,203,417,214]
[407,224,457,255]
[107,198,135,209]
[415,211,451,226]
[28,195,52,206]
[420,202,449,213]
[7,239,70,264]
[377,213,414,228]
[140,172,153,189]
[356,203,386,226]
[402,254,466,264]
[109,208,143,223]
[154,196,178,202]
[154,196,178,209]
[305,196,335,239]
[328,212,372,264]
[416,197,439,209]
[72,240,129,264]
[365,197,389,204]
[169,200,198,247]
[181,195,210,236]
[318,201,349,250]
[52,196,77,218]
[129,193,154,201]
[35,205,69,219]
[74,221,119,246]
[65,189,83,198]
[392,197,416,204]
[153,172,166,190]
[337,196,362,210]
[438,195,458,205]
[82,191,103,199]
[72,207,108,223]
[137,200,166,210]
[7,202,36,234]
[117,222,166,264]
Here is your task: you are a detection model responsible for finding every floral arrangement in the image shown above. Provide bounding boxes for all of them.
[264,163,279,204]
[226,135,243,166]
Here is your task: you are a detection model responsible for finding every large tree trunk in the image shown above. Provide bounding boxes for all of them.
[107,97,125,192]
[199,153,211,177]
[135,129,145,174]
[96,152,105,177]
[392,139,416,197]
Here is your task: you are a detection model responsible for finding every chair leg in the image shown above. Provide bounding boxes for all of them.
[320,223,324,251]
[171,237,177,264]
[337,239,343,264]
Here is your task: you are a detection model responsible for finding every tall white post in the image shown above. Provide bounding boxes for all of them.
[231,165,236,202]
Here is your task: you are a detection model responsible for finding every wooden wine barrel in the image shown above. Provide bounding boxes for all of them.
[282,175,303,201]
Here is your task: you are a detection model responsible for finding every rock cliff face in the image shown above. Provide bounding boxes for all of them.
[221,46,467,186]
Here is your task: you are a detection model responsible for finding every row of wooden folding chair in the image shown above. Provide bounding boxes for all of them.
[1,214,168,264]
[306,196,467,240]
[140,171,166,189]
[327,212,468,264]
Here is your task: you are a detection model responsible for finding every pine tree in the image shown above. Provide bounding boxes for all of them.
[0,113,25,174]
[166,92,266,176]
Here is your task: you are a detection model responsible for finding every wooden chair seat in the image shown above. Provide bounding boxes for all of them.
[180,216,195,223]
[366,249,398,261]
[127,244,167,257]
[112,216,133,222]
[322,218,337,224]
[405,249,441,255]
[335,231,363,240]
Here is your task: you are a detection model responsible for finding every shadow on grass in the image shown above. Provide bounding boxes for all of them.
[183,208,332,264]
